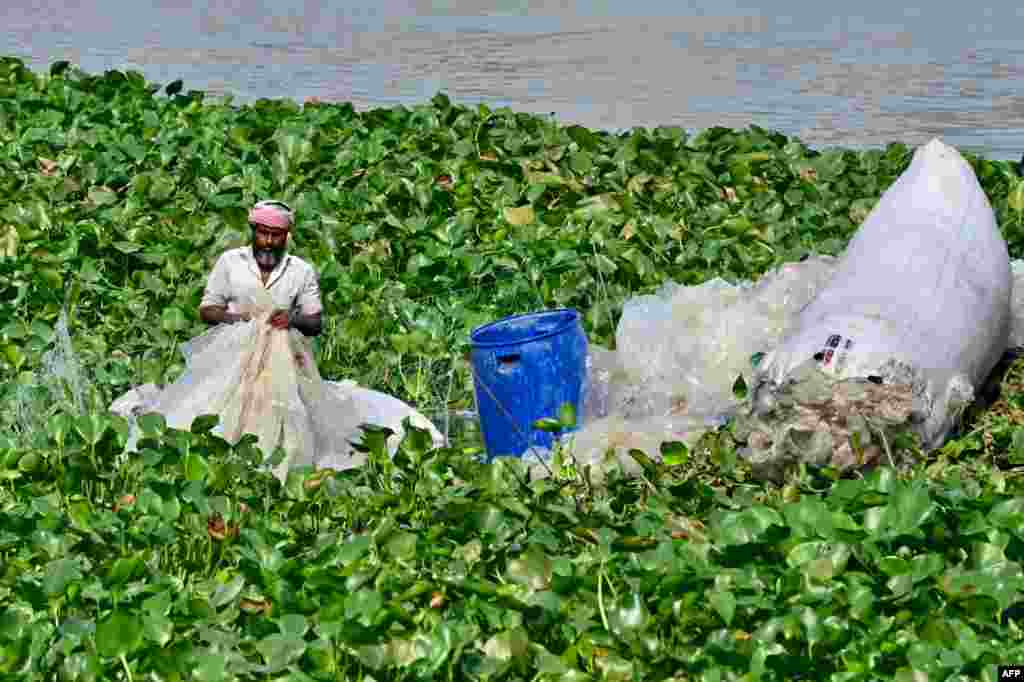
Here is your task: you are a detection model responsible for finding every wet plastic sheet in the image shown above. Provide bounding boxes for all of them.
[112,287,443,480]
[562,256,841,478]
[610,255,838,420]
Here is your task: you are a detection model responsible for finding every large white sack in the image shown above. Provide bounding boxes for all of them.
[753,138,1012,450]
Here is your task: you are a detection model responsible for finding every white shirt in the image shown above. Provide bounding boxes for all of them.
[200,247,323,316]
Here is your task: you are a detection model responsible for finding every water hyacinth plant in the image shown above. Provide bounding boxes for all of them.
[1,57,1024,679]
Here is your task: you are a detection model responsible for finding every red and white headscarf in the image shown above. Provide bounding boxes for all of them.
[248,200,294,229]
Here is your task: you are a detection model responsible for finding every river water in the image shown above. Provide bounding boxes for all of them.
[4,0,1024,159]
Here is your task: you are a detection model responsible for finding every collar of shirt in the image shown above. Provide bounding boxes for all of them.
[243,246,292,288]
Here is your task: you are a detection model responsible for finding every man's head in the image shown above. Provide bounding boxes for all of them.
[248,200,293,271]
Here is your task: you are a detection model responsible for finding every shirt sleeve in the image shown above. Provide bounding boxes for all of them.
[296,265,323,316]
[200,254,231,309]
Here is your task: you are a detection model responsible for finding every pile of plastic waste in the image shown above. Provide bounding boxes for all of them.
[569,138,1020,481]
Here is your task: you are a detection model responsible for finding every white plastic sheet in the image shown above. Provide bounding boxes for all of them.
[610,255,838,420]
[563,256,839,479]
[111,286,444,480]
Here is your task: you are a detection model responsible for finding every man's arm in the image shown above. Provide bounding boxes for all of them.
[290,311,322,337]
[289,265,324,337]
[200,305,250,326]
[199,254,241,326]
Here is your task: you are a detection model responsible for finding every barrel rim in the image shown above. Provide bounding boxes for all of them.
[470,308,580,348]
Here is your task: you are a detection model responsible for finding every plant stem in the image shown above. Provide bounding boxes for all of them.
[120,653,134,682]
[597,564,610,634]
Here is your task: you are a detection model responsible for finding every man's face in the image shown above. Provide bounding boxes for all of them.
[251,223,289,270]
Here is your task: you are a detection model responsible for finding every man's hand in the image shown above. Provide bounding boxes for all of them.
[269,310,291,330]
[268,310,321,336]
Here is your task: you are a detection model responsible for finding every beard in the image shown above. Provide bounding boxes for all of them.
[253,245,285,270]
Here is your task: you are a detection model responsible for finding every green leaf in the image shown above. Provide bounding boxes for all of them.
[570,151,593,174]
[255,634,307,670]
[732,374,748,400]
[112,241,142,254]
[88,186,118,206]
[193,652,228,682]
[660,440,689,466]
[107,556,143,585]
[277,613,308,639]
[16,453,40,473]
[482,628,529,661]
[142,612,174,647]
[592,253,618,275]
[345,589,384,627]
[43,558,83,597]
[507,548,552,591]
[864,482,935,539]
[38,268,62,291]
[558,402,577,429]
[337,535,372,565]
[2,344,25,371]
[75,413,109,447]
[990,497,1024,532]
[96,612,142,658]
[533,417,563,433]
[183,452,209,482]
[1010,179,1024,213]
[384,531,417,560]
[211,575,246,609]
[137,488,164,518]
[191,413,220,435]
[626,448,659,476]
[714,506,784,546]
[709,590,736,626]
[608,591,651,641]
[503,205,536,226]
[161,307,189,332]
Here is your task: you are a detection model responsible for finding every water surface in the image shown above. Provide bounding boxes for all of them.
[4,0,1024,159]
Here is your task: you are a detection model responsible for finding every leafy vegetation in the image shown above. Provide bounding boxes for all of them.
[3,57,1024,679]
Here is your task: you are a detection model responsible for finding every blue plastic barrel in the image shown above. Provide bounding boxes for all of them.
[470,309,588,460]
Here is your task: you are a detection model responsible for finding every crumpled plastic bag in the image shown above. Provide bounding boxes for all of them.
[562,256,839,478]
[112,286,443,480]
[733,359,916,481]
[580,345,621,424]
[610,255,838,420]
[556,414,715,483]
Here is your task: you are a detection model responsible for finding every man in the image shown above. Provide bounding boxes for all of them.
[199,200,323,337]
